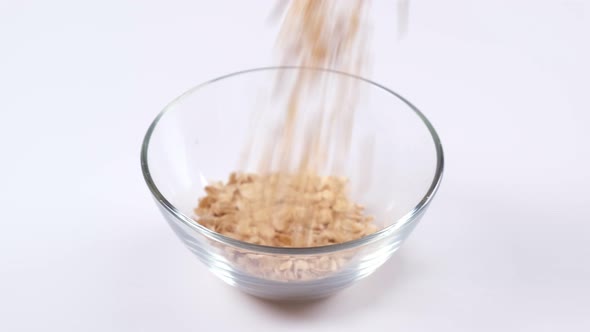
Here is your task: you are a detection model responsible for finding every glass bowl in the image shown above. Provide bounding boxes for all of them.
[141,67,444,301]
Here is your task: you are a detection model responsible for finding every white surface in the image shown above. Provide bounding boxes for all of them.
[1,0,589,331]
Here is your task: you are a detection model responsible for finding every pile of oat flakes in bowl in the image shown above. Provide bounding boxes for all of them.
[195,172,378,248]
[194,172,378,281]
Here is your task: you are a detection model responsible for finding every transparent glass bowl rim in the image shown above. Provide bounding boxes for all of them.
[141,66,444,255]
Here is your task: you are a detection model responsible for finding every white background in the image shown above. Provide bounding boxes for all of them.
[1,0,589,331]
